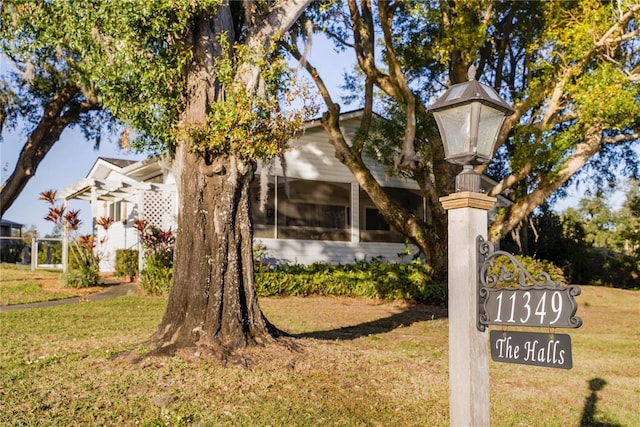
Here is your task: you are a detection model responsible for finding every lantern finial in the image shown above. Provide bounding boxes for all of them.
[467,65,476,81]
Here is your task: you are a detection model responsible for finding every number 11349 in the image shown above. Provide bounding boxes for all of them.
[482,287,581,328]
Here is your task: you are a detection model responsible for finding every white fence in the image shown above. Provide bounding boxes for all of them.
[0,236,68,271]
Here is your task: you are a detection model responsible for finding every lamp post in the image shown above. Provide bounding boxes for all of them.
[429,65,514,426]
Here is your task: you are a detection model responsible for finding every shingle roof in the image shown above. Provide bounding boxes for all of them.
[98,157,139,169]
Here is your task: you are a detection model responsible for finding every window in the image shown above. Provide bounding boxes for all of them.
[365,208,390,231]
[108,201,127,223]
[109,202,121,222]
[360,187,424,243]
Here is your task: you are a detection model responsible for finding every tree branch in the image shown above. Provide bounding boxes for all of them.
[603,132,640,144]
[1,85,100,216]
[489,123,605,241]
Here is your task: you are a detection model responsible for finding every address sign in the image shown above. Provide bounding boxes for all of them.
[483,287,581,328]
[476,236,582,332]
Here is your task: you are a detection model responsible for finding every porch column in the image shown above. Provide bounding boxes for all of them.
[351,183,359,243]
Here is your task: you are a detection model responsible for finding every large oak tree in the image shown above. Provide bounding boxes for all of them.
[2,0,312,356]
[293,0,639,270]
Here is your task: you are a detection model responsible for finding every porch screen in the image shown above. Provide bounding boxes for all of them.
[250,177,351,241]
[278,178,350,241]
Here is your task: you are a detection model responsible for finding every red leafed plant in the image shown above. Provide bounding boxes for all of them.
[40,190,112,288]
[96,216,115,230]
[133,218,175,295]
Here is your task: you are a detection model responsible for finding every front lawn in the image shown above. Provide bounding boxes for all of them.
[0,280,638,426]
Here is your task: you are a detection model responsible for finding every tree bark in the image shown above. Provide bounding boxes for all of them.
[0,86,99,217]
[153,1,310,355]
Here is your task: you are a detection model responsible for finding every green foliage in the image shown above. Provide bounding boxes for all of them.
[139,253,173,296]
[187,36,318,161]
[255,258,447,305]
[61,264,100,289]
[188,90,304,160]
[1,0,216,154]
[134,220,174,295]
[486,254,566,287]
[63,241,100,288]
[518,189,640,289]
[571,63,640,130]
[37,241,62,265]
[115,249,139,280]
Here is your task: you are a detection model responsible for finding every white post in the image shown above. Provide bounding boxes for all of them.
[62,226,69,273]
[30,237,37,271]
[440,191,496,427]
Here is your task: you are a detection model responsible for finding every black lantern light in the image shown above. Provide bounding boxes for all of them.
[429,65,514,192]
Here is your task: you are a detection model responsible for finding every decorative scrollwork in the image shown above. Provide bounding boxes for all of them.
[478,236,558,289]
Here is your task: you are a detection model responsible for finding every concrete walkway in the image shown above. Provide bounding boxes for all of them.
[0,282,140,313]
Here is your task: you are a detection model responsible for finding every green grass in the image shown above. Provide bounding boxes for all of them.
[0,264,76,305]
[0,271,638,426]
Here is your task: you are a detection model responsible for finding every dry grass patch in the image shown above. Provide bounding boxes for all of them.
[0,264,122,305]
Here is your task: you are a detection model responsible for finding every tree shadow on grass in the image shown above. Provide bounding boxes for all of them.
[294,304,447,341]
[580,378,621,427]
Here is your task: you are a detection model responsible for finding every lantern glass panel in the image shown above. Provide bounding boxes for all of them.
[476,105,507,159]
[433,103,472,159]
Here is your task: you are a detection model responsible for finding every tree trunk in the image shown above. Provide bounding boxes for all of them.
[151,10,276,355]
[154,149,275,354]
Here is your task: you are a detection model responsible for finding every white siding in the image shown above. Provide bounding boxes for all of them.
[97,221,140,272]
[268,117,420,191]
[256,238,417,266]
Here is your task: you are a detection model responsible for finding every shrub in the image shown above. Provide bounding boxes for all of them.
[134,220,174,295]
[139,253,173,296]
[62,263,99,288]
[115,249,139,281]
[63,237,100,288]
[255,258,447,305]
[37,241,62,265]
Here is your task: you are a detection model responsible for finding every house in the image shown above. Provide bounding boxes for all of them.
[0,218,23,240]
[0,219,25,263]
[59,111,509,272]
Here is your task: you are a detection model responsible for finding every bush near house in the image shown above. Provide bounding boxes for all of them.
[63,239,100,288]
[134,220,174,296]
[255,258,447,305]
[139,253,173,296]
[115,249,139,282]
